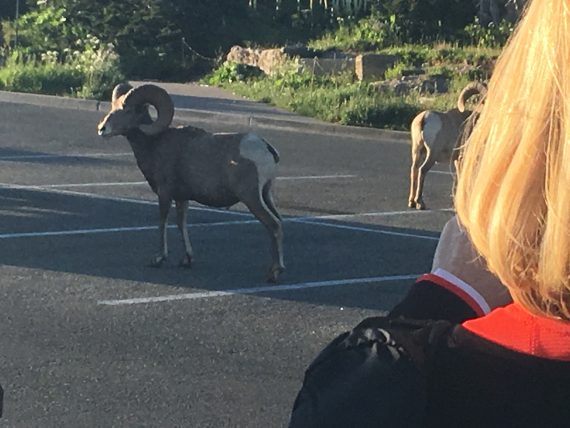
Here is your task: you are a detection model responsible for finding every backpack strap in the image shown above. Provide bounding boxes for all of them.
[354,316,454,372]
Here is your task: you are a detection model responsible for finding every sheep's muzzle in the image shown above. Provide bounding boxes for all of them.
[97,116,116,137]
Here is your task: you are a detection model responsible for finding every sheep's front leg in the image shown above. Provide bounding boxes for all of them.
[150,196,171,267]
[175,200,193,268]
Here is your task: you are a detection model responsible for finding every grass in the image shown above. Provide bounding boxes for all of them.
[203,16,504,131]
[0,47,125,100]
[205,50,488,131]
[0,61,83,96]
[0,15,501,130]
[209,65,444,131]
[381,43,500,66]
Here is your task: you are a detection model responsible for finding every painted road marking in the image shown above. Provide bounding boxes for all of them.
[0,183,158,206]
[291,218,440,241]
[0,212,441,241]
[304,209,453,220]
[97,274,420,306]
[42,181,147,188]
[2,174,358,189]
[278,174,357,180]
[0,152,132,160]
[0,198,443,242]
[0,182,445,241]
[0,220,257,239]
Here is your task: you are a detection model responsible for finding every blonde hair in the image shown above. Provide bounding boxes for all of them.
[455,0,570,319]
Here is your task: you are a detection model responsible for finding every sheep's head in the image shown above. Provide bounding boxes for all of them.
[97,83,174,138]
[457,82,488,112]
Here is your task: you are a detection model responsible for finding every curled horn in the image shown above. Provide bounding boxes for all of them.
[123,84,174,135]
[457,82,488,112]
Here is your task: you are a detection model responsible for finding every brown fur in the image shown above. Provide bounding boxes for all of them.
[98,84,285,282]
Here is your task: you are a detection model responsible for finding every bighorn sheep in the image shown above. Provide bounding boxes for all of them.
[97,83,285,282]
[408,82,487,210]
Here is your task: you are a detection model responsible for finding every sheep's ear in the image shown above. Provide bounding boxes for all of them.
[111,83,133,108]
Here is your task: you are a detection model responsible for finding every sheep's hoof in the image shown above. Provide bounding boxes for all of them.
[415,202,426,210]
[408,200,417,209]
[149,255,167,268]
[179,255,193,269]
[267,265,285,283]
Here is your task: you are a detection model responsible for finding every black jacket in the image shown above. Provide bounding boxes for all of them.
[289,274,570,428]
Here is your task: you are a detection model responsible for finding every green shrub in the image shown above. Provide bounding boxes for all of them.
[272,61,316,90]
[381,43,499,68]
[463,18,514,48]
[0,54,82,95]
[384,62,414,80]
[309,12,401,52]
[205,64,423,130]
[207,61,263,85]
[380,45,433,67]
[70,36,125,99]
[1,6,78,56]
[425,65,454,79]
[0,38,124,99]
[341,99,419,130]
[202,20,502,131]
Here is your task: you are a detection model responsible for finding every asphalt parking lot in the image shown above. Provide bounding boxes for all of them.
[0,97,454,426]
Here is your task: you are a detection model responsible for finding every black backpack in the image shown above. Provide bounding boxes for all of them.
[288,317,452,428]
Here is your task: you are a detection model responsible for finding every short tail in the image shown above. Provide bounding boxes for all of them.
[265,141,280,164]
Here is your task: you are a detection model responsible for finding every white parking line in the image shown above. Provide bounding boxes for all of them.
[0,152,132,160]
[291,218,440,241]
[7,174,358,189]
[278,174,357,180]
[97,274,420,306]
[0,183,444,241]
[0,220,258,239]
[303,209,454,220]
[42,181,147,188]
[0,183,158,206]
[0,213,441,241]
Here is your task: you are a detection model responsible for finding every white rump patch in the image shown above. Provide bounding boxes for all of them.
[421,112,443,147]
[239,133,277,186]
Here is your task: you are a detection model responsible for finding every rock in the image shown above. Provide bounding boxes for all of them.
[257,48,288,75]
[226,46,260,67]
[355,53,400,81]
[227,44,355,76]
[298,57,355,76]
[372,74,451,96]
[227,46,288,75]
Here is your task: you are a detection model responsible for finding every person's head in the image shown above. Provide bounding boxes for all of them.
[455,0,570,319]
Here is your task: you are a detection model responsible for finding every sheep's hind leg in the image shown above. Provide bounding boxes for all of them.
[262,182,284,280]
[408,145,423,209]
[262,180,282,221]
[413,147,436,210]
[175,200,193,268]
[242,189,285,283]
[150,196,171,267]
[409,164,419,209]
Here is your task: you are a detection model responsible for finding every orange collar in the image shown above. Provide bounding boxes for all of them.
[462,303,570,361]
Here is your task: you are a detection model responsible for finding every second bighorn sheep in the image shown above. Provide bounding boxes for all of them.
[97,83,285,282]
[408,82,487,210]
